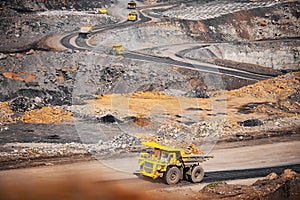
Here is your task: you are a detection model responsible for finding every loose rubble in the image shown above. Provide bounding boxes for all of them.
[109,132,141,148]
[0,142,89,166]
[0,1,118,52]
[0,102,15,124]
[157,1,279,21]
[153,1,300,44]
[199,169,300,200]
[0,131,143,166]
[153,121,224,147]
[19,106,72,124]
[181,40,300,71]
[227,72,300,101]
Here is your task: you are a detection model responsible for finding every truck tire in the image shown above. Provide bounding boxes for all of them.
[191,165,204,183]
[164,166,180,184]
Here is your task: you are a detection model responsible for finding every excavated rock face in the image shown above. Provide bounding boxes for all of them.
[146,1,299,71]
[2,0,114,11]
[200,169,300,200]
[161,1,300,42]
[9,96,44,112]
[0,10,118,52]
[0,51,79,105]
[0,0,118,52]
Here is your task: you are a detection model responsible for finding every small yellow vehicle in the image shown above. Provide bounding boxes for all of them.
[78,26,92,38]
[95,8,108,14]
[127,11,138,21]
[110,44,125,55]
[127,1,137,9]
[137,141,212,184]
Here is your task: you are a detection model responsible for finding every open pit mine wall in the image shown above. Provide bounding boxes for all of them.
[176,2,300,42]
[1,0,114,11]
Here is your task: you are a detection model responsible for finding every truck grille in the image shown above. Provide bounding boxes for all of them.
[143,162,153,173]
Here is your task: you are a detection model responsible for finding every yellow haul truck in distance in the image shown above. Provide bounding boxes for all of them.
[95,8,108,14]
[127,11,138,21]
[110,44,125,55]
[127,1,137,9]
[137,141,212,184]
[78,26,92,38]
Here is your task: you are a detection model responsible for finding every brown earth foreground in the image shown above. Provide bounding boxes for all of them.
[198,169,300,200]
[0,165,299,200]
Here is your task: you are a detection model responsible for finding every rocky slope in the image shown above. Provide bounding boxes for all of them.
[0,6,118,52]
[155,1,300,42]
[199,169,300,200]
[1,0,114,12]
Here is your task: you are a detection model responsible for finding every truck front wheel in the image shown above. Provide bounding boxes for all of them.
[164,166,180,184]
[191,165,204,183]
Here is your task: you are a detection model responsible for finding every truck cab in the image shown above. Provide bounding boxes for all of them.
[110,44,125,55]
[127,1,137,9]
[127,11,138,21]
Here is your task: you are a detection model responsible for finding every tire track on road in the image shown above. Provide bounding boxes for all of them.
[131,163,300,186]
[123,51,271,80]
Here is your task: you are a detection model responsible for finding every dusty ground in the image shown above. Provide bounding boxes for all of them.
[149,169,300,200]
[197,169,300,200]
[0,140,299,200]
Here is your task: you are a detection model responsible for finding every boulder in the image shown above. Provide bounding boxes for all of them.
[265,172,279,180]
[238,119,263,127]
[281,169,297,180]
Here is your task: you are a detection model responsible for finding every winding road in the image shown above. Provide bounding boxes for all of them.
[59,0,280,81]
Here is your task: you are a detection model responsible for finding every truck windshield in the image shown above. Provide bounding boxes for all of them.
[160,151,173,163]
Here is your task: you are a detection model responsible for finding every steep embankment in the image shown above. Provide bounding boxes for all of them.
[0,0,116,52]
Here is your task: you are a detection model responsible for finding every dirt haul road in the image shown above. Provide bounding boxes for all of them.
[61,1,277,81]
[0,137,299,200]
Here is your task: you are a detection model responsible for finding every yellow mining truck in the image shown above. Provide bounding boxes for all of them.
[95,8,108,14]
[110,44,125,55]
[78,26,92,38]
[137,141,212,184]
[127,11,138,21]
[127,1,137,9]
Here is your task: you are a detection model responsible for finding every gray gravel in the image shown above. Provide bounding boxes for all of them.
[156,1,279,21]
